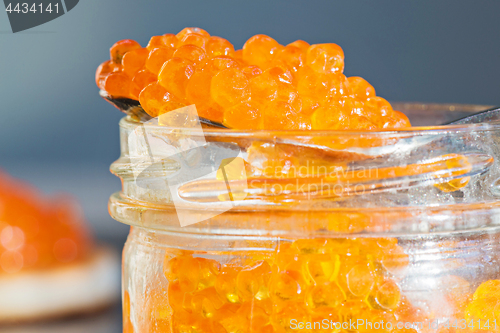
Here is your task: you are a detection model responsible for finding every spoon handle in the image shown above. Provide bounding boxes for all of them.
[445,106,500,125]
[100,90,228,128]
[176,153,493,202]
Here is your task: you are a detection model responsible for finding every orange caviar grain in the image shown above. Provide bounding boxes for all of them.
[172,45,207,66]
[163,34,179,48]
[241,65,262,79]
[190,287,225,318]
[347,263,376,297]
[300,96,321,116]
[242,34,282,69]
[110,39,141,64]
[267,65,294,84]
[306,43,345,74]
[146,35,166,50]
[348,76,376,100]
[383,110,411,129]
[249,66,301,113]
[197,258,221,289]
[296,113,312,130]
[168,280,193,312]
[473,280,500,301]
[103,72,132,98]
[261,101,300,130]
[95,60,120,90]
[158,58,195,100]
[185,71,224,122]
[249,71,278,105]
[206,36,235,57]
[371,280,402,310]
[223,101,262,129]
[297,68,351,109]
[147,34,179,50]
[330,72,351,97]
[130,69,156,94]
[138,82,168,117]
[311,104,351,130]
[215,263,242,303]
[236,261,271,301]
[434,155,472,192]
[287,40,310,52]
[200,56,240,74]
[465,279,500,322]
[145,47,175,75]
[269,270,305,303]
[179,33,210,49]
[121,48,149,77]
[347,114,376,131]
[158,92,187,116]
[275,45,306,74]
[364,96,394,116]
[166,255,203,290]
[304,254,339,284]
[276,83,302,113]
[185,71,213,106]
[306,281,345,309]
[176,27,210,40]
[211,68,251,109]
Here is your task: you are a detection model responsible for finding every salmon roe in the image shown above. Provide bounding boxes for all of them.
[96,28,411,130]
[122,235,500,333]
[0,171,92,274]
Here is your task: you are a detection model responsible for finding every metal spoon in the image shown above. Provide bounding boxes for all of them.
[444,105,500,125]
[100,90,227,128]
[100,91,500,158]
[101,90,500,127]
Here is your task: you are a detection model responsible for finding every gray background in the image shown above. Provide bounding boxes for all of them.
[1,0,500,242]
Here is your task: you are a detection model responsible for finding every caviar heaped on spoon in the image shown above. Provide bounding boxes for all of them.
[96,28,411,130]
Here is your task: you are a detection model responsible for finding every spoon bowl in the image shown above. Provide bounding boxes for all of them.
[99,90,500,158]
[100,90,500,128]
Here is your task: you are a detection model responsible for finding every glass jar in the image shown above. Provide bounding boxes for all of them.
[110,103,500,333]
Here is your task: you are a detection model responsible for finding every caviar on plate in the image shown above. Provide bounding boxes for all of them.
[0,170,91,274]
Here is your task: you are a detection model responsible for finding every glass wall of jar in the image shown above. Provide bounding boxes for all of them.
[110,103,500,333]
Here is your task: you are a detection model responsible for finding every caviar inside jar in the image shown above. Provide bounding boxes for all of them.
[96,28,411,131]
[123,231,500,333]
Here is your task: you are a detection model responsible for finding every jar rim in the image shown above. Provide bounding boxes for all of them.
[109,192,500,236]
[111,102,500,235]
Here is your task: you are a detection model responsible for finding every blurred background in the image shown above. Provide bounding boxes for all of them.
[0,0,499,330]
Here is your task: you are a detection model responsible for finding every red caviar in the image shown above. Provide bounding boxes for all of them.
[96,28,411,130]
[0,171,92,274]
